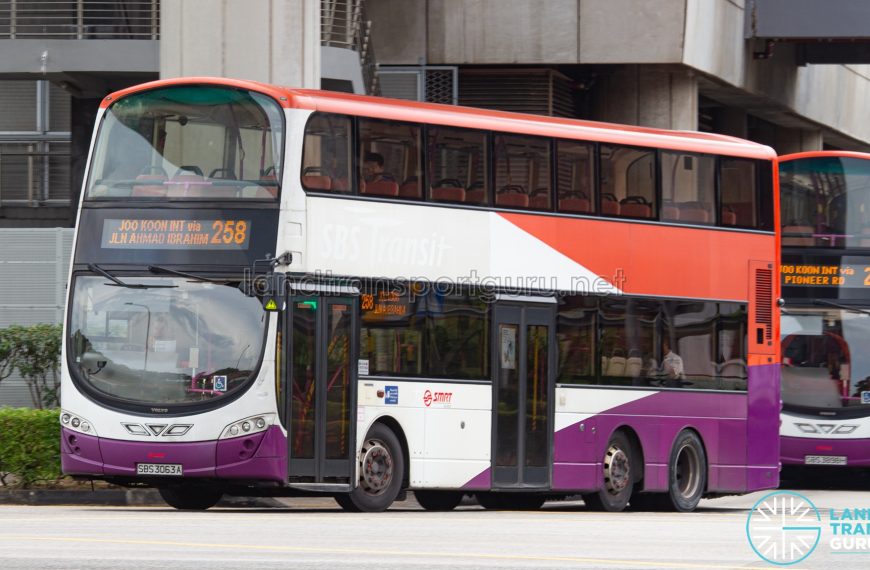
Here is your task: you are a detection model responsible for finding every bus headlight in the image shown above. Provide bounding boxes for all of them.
[220,414,275,439]
[60,410,97,436]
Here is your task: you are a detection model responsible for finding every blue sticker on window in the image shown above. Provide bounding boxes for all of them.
[862,391,870,405]
[213,375,227,392]
[385,385,399,405]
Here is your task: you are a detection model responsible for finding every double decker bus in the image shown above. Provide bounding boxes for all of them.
[779,151,870,471]
[61,77,780,512]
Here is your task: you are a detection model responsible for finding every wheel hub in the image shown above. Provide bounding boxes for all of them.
[603,445,631,495]
[675,444,701,499]
[360,439,393,495]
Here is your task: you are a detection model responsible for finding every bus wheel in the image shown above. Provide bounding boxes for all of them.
[583,431,634,512]
[665,430,707,512]
[158,485,223,510]
[414,490,464,511]
[476,492,545,511]
[335,423,405,513]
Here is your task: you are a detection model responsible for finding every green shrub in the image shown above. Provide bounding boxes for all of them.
[0,408,61,487]
[0,324,63,408]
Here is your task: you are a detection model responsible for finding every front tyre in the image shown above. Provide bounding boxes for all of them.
[335,423,405,513]
[664,430,707,512]
[583,431,635,512]
[158,485,223,510]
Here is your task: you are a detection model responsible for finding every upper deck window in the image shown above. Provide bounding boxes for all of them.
[86,86,284,201]
[359,118,423,199]
[494,134,551,210]
[660,152,715,225]
[780,156,870,248]
[600,145,656,219]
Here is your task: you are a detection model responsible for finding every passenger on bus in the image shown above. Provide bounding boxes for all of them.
[660,338,685,387]
[362,152,395,183]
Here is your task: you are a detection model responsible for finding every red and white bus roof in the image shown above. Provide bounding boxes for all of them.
[103,77,776,160]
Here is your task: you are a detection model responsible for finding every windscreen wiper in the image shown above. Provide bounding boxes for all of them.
[812,299,870,316]
[148,265,231,284]
[88,263,176,289]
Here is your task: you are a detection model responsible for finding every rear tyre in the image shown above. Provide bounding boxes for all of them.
[583,431,635,512]
[414,490,464,511]
[334,423,405,513]
[664,430,707,512]
[158,485,223,510]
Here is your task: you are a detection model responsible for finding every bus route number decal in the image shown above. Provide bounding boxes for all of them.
[101,218,251,250]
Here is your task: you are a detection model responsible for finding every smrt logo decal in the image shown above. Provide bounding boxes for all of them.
[423,389,452,407]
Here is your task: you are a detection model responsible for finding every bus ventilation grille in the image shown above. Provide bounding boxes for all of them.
[754,267,773,340]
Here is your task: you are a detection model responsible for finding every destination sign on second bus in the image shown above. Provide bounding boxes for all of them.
[101,218,251,250]
[781,263,870,288]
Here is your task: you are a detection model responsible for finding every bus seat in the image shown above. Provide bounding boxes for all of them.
[167,173,209,197]
[620,203,651,218]
[431,186,465,202]
[678,203,710,223]
[529,190,551,209]
[241,185,276,198]
[605,355,626,377]
[332,177,349,192]
[465,187,486,204]
[601,197,620,216]
[559,197,591,213]
[362,179,399,197]
[625,356,643,378]
[661,204,680,220]
[496,192,530,208]
[720,207,737,226]
[131,174,167,197]
[399,179,421,198]
[726,202,754,225]
[302,175,331,190]
[782,225,815,246]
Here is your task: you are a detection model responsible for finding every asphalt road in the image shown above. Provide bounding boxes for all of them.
[0,488,865,569]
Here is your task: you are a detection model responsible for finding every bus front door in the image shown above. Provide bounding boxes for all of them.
[284,296,357,487]
[491,303,555,489]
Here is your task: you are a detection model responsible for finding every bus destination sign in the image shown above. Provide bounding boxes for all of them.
[101,218,251,250]
[361,290,410,319]
[781,262,870,288]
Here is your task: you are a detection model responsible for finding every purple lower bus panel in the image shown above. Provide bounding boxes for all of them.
[61,425,287,483]
[465,363,780,493]
[781,435,870,467]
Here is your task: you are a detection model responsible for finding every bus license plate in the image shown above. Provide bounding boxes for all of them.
[136,463,183,476]
[805,455,847,466]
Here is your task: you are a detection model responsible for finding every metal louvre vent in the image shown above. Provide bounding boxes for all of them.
[754,267,773,340]
[458,69,580,118]
[425,69,455,105]
[377,66,457,105]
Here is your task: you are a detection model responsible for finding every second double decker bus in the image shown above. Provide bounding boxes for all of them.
[780,151,870,471]
[61,77,780,512]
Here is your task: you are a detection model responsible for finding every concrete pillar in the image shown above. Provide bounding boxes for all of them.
[775,128,823,154]
[160,0,320,88]
[592,65,698,130]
